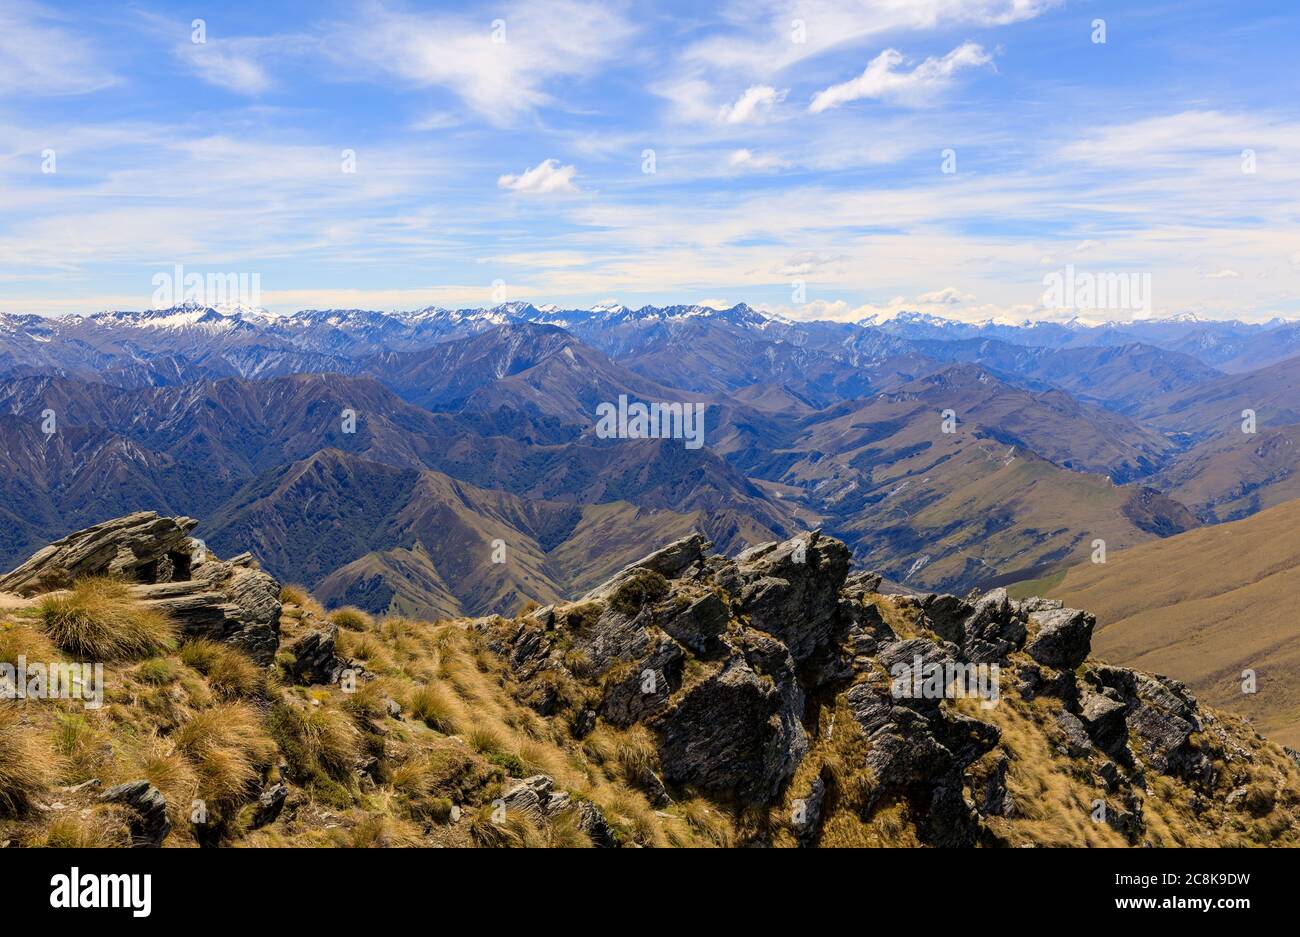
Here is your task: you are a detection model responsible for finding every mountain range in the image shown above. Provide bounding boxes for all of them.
[3,301,1300,622]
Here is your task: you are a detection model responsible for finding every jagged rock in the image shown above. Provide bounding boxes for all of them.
[581,535,710,604]
[921,589,1028,663]
[657,591,729,656]
[846,674,997,789]
[792,773,827,846]
[626,534,711,579]
[921,593,971,645]
[1016,661,1079,704]
[0,512,283,663]
[194,556,282,665]
[249,783,288,829]
[502,775,617,846]
[574,800,617,848]
[479,526,1266,843]
[1026,607,1095,670]
[1096,761,1122,792]
[731,531,851,666]
[844,599,897,663]
[961,589,1029,663]
[287,623,346,685]
[502,775,554,821]
[598,638,684,727]
[843,570,883,597]
[1126,672,1207,779]
[0,512,199,596]
[1079,691,1128,754]
[653,631,807,804]
[1053,709,1095,758]
[98,780,171,848]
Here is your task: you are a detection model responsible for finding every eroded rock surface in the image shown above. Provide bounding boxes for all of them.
[484,529,1251,846]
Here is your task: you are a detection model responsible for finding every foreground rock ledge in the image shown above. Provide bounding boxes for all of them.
[484,529,1277,846]
[0,511,282,664]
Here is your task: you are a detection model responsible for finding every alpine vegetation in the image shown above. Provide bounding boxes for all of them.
[0,657,104,710]
[889,656,1000,710]
[594,395,706,449]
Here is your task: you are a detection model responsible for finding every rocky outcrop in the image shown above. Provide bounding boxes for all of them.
[98,780,171,848]
[1,512,283,664]
[286,622,347,685]
[0,512,200,596]
[502,774,617,847]
[485,528,1255,847]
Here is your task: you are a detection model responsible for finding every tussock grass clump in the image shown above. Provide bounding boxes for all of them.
[174,702,275,802]
[116,731,199,815]
[329,607,372,632]
[181,640,265,699]
[134,657,181,685]
[279,584,310,606]
[467,724,507,757]
[407,683,463,735]
[31,811,132,848]
[52,710,112,783]
[469,806,546,848]
[0,703,57,815]
[37,578,177,661]
[0,620,58,666]
[268,698,362,783]
[609,570,670,617]
[330,811,419,848]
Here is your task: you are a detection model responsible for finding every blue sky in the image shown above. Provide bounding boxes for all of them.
[2,0,1298,321]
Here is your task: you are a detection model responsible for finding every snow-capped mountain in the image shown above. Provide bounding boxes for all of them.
[1,301,1297,387]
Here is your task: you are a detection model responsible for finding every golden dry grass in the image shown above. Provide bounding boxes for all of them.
[180,640,265,699]
[0,702,58,815]
[37,578,177,661]
[1050,499,1300,746]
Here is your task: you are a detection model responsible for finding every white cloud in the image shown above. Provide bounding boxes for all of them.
[810,42,993,112]
[775,251,847,276]
[728,149,789,173]
[916,287,975,304]
[685,0,1053,77]
[498,159,580,194]
[181,40,273,95]
[0,0,116,95]
[332,0,635,124]
[719,85,786,124]
[1204,269,1242,279]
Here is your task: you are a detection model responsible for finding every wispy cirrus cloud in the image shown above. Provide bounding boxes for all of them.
[810,42,993,112]
[178,38,275,95]
[0,0,116,95]
[328,0,636,124]
[683,0,1053,76]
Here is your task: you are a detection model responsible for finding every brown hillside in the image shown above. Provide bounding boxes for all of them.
[1048,498,1300,746]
